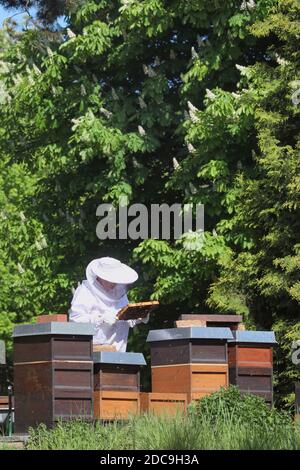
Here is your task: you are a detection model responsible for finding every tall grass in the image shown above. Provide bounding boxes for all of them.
[26,387,300,450]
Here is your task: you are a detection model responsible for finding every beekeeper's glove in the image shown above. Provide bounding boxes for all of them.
[140,313,150,324]
[96,310,118,326]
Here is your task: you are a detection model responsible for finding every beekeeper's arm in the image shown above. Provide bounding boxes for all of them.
[69,285,117,326]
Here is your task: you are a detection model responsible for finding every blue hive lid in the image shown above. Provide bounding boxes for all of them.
[93,351,146,366]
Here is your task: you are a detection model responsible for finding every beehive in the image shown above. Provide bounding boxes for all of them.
[93,351,146,392]
[147,327,233,402]
[228,330,276,405]
[13,322,94,433]
[93,352,146,420]
[94,390,140,420]
[140,392,187,416]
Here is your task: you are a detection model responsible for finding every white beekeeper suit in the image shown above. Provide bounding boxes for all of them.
[69,257,148,352]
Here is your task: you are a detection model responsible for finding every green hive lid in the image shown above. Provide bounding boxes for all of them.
[146,327,233,342]
[13,322,96,338]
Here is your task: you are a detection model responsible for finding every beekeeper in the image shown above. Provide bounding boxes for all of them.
[69,257,149,352]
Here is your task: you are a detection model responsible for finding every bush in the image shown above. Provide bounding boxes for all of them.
[192,386,291,431]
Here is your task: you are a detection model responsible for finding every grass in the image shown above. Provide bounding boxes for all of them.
[25,406,300,450]
[16,387,300,450]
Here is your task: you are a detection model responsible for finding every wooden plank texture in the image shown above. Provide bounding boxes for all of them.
[140,392,187,415]
[94,391,140,420]
[37,314,68,323]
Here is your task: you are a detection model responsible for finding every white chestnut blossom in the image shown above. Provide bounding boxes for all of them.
[33,63,41,75]
[191,46,198,60]
[40,236,48,248]
[138,96,147,109]
[112,88,118,100]
[184,110,190,120]
[205,88,216,100]
[189,110,200,123]
[240,0,256,10]
[235,64,247,75]
[35,240,43,251]
[19,211,26,222]
[187,101,199,113]
[46,47,53,57]
[80,84,87,96]
[100,107,112,118]
[17,263,25,274]
[142,64,148,75]
[172,157,180,170]
[187,142,196,153]
[0,60,10,73]
[67,28,76,39]
[138,125,146,136]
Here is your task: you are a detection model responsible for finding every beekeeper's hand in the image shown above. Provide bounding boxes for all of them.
[140,313,150,324]
[101,310,118,326]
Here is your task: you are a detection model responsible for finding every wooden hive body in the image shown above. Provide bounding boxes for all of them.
[93,352,146,420]
[228,330,276,405]
[13,322,94,433]
[147,327,233,403]
[140,392,187,416]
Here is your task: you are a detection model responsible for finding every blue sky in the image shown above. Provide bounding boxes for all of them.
[0,4,36,27]
[0,5,67,28]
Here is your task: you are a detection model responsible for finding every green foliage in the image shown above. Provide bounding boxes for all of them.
[193,385,291,430]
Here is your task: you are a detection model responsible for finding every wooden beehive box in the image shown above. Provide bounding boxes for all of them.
[93,351,146,392]
[94,391,140,420]
[177,314,244,330]
[147,327,233,402]
[13,322,95,433]
[37,314,68,323]
[228,330,276,405]
[140,392,187,416]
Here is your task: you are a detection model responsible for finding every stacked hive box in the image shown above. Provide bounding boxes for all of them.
[147,327,233,403]
[13,322,95,433]
[228,330,276,405]
[176,314,244,330]
[93,351,146,420]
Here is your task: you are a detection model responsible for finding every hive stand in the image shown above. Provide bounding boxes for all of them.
[228,330,276,405]
[13,322,95,433]
[147,327,233,403]
[93,351,146,420]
